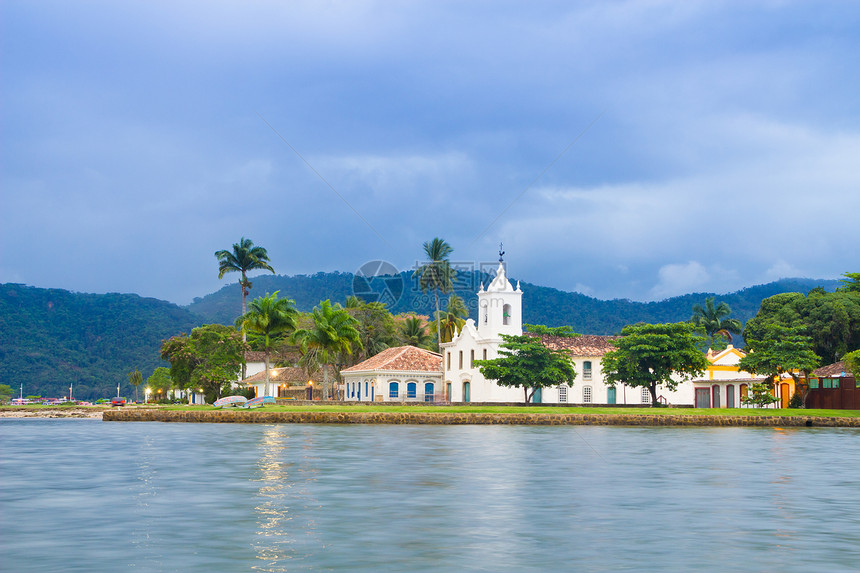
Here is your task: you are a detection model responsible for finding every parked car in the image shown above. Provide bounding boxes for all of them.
[111,397,127,406]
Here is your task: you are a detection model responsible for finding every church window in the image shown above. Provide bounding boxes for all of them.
[583,386,592,403]
[559,385,568,403]
[459,351,463,369]
[483,349,487,360]
[503,304,512,325]
[470,349,475,368]
[447,352,451,371]
[583,361,592,380]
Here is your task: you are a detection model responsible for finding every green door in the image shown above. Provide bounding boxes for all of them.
[463,382,470,403]
[533,387,542,404]
[607,386,616,405]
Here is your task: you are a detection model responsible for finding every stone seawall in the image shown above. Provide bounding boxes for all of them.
[103,409,860,427]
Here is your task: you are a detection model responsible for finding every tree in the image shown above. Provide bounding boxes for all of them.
[738,324,821,407]
[742,382,780,408]
[431,294,468,344]
[398,315,435,350]
[602,322,709,406]
[838,272,860,293]
[161,324,248,403]
[346,300,398,363]
[128,369,143,403]
[414,238,454,351]
[215,237,276,319]
[0,384,12,404]
[843,349,860,378]
[145,367,173,402]
[293,300,362,400]
[475,333,576,403]
[236,291,299,397]
[690,297,743,349]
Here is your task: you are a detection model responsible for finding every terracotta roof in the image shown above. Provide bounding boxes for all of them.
[812,361,854,377]
[536,334,621,356]
[341,346,442,373]
[242,366,310,385]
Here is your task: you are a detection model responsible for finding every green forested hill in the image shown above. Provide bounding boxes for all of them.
[2,274,840,400]
[0,284,203,400]
[188,271,840,335]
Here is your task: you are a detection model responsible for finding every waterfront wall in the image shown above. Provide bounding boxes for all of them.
[103,409,860,427]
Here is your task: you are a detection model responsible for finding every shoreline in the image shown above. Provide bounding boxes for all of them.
[102,409,860,427]
[0,408,104,419]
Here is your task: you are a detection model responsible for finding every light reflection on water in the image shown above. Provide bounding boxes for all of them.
[1,419,859,572]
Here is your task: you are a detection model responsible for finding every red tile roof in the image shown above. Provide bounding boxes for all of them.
[341,346,442,373]
[812,361,854,377]
[536,334,621,356]
[242,366,311,384]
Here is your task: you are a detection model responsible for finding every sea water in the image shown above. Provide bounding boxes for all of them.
[1,419,859,572]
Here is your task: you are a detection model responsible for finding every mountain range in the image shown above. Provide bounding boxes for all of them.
[1,274,840,400]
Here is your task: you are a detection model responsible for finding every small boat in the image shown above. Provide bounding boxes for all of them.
[213,395,248,408]
[242,396,276,409]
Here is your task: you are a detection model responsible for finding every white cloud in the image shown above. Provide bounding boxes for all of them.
[650,261,712,300]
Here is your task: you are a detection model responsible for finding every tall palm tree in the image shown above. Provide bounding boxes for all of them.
[236,291,299,397]
[414,238,454,352]
[399,316,434,350]
[215,237,276,318]
[691,297,743,345]
[292,300,362,400]
[431,294,468,343]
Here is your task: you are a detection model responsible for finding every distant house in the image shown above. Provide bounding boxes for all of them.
[807,361,858,409]
[340,346,442,402]
[689,346,765,408]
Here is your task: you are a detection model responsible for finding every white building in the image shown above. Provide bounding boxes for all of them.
[340,346,443,402]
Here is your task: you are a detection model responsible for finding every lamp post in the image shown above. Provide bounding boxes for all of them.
[69,383,73,402]
[117,383,120,398]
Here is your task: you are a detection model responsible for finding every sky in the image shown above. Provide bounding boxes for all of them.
[2,1,858,305]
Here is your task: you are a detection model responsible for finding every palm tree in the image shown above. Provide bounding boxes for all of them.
[236,291,299,397]
[414,238,454,351]
[431,294,468,343]
[292,300,362,400]
[215,237,276,318]
[128,369,142,403]
[691,297,743,345]
[399,316,434,350]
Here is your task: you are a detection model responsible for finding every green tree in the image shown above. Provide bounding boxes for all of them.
[742,382,780,408]
[144,367,173,402]
[293,300,362,400]
[602,322,709,406]
[161,324,248,403]
[128,369,143,403]
[838,272,860,293]
[524,324,580,338]
[414,238,454,351]
[738,324,821,406]
[691,297,743,349]
[236,291,299,397]
[215,237,276,319]
[475,333,577,403]
[398,315,435,350]
[843,349,860,378]
[431,294,468,344]
[0,384,13,404]
[346,300,398,362]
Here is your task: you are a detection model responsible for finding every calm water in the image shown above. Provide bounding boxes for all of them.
[1,420,859,572]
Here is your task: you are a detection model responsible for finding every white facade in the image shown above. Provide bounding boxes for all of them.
[340,346,443,402]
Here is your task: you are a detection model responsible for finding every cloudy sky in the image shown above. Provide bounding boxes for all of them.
[2,1,858,304]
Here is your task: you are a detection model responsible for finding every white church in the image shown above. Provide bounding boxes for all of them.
[342,254,760,406]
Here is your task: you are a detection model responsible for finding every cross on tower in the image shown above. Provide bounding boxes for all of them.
[498,242,505,263]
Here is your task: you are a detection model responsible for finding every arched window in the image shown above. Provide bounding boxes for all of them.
[407,382,417,399]
[365,381,369,400]
[503,303,512,325]
[712,385,720,408]
[424,382,434,402]
[389,382,399,399]
[740,383,748,403]
[726,384,735,408]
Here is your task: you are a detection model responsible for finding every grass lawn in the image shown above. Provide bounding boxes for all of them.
[153,404,860,418]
